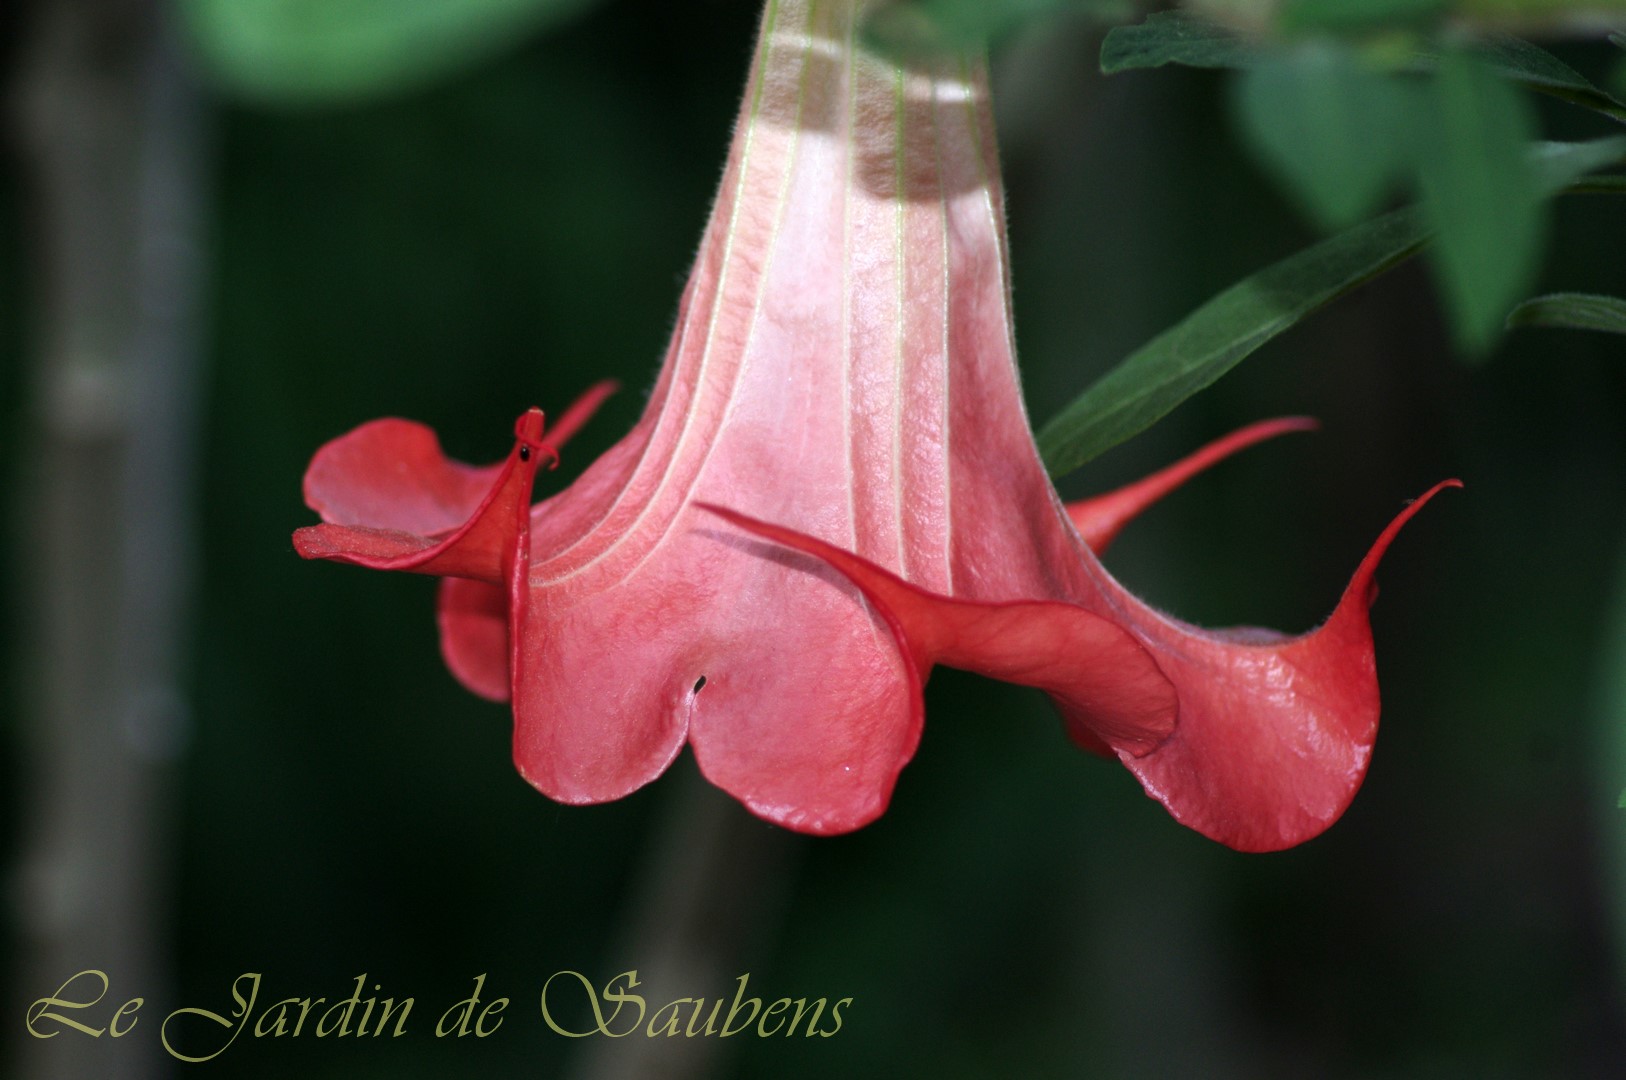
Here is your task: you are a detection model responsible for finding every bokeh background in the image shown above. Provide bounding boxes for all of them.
[6,0,1626,1077]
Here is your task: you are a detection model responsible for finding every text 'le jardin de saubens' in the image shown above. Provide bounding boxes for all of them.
[27,968,852,1061]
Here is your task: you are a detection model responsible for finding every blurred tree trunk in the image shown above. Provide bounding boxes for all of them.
[10,1,205,1077]
[568,767,800,1080]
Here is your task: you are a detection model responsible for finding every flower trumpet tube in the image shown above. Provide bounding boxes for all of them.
[294,0,1456,850]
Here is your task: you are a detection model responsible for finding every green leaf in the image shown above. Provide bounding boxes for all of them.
[1036,136,1619,476]
[1037,207,1430,478]
[862,0,1132,56]
[1507,293,1626,334]
[182,0,604,105]
[1570,173,1626,195]
[1232,42,1418,229]
[1100,11,1259,74]
[1454,35,1626,124]
[1416,48,1544,355]
[1532,136,1626,190]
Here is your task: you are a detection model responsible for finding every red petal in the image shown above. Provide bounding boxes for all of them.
[507,515,923,836]
[704,476,1458,851]
[293,409,549,582]
[699,504,1179,759]
[437,578,510,702]
[1103,479,1462,851]
[1067,417,1318,553]
[296,384,618,583]
[420,382,621,694]
[304,420,502,534]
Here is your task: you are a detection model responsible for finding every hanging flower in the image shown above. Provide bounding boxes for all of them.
[293,0,1455,851]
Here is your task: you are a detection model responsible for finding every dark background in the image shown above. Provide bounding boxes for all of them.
[7,0,1626,1076]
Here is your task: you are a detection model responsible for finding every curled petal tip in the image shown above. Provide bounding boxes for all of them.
[1069,416,1322,554]
[514,407,545,441]
[1104,474,1461,852]
[1378,476,1465,551]
[1269,415,1321,434]
[1348,477,1463,604]
[513,407,558,469]
[540,380,620,452]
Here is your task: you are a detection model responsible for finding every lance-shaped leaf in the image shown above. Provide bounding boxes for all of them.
[1037,207,1429,477]
[1507,292,1626,334]
[1100,11,1259,75]
[1038,135,1626,476]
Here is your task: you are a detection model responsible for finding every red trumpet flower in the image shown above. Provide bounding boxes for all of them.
[294,0,1455,850]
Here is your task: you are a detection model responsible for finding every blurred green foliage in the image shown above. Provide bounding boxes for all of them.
[1101,9,1626,356]
[1231,41,1415,229]
[173,0,1626,1069]
[1039,134,1622,472]
[182,0,610,104]
[1417,48,1546,353]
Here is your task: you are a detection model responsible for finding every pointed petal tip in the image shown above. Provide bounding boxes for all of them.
[1226,415,1320,441]
[1069,416,1322,554]
[1270,414,1320,433]
[538,380,621,452]
[1346,477,1463,607]
[1073,474,1462,853]
[515,407,545,442]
